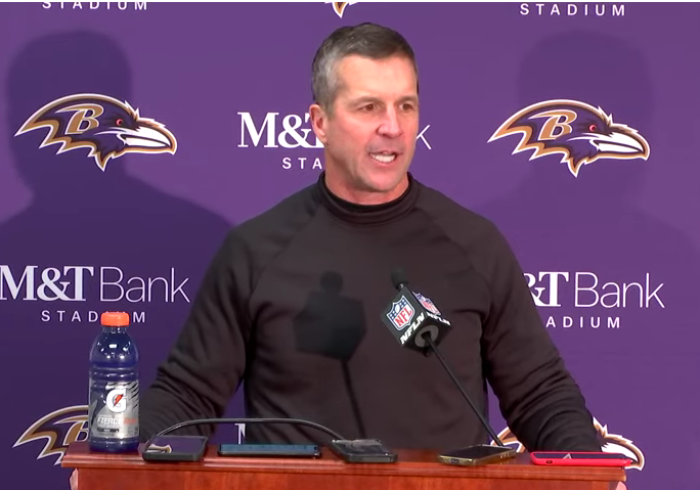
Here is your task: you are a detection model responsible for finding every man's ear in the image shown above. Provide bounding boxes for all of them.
[309,103,329,145]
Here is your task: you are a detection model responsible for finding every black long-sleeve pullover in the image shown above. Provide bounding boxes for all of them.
[139,172,600,452]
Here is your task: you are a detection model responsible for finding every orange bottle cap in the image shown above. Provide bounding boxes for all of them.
[101,311,130,327]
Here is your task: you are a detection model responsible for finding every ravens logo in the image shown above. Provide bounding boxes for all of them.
[328,2,356,18]
[491,417,645,471]
[13,405,88,465]
[15,93,177,171]
[594,418,645,471]
[489,99,650,177]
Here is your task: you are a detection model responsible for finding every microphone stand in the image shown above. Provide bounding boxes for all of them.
[422,333,506,447]
[144,417,347,450]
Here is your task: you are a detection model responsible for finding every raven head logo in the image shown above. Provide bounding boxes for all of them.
[488,99,650,177]
[15,93,177,171]
[594,418,645,471]
[327,2,357,18]
[13,405,88,465]
[491,417,645,470]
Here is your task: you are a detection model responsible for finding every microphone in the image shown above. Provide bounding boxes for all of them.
[381,267,452,355]
[381,268,506,447]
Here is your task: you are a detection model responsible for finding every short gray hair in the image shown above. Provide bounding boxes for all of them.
[311,22,418,113]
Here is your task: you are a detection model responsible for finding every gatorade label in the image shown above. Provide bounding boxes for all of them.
[88,380,139,439]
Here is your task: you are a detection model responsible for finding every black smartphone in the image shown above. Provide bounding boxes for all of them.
[437,445,516,466]
[218,443,320,458]
[329,439,397,463]
[141,435,208,462]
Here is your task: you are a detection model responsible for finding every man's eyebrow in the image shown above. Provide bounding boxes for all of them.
[350,95,419,104]
[398,95,419,104]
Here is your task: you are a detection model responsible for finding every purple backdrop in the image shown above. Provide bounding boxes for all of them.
[1,2,699,489]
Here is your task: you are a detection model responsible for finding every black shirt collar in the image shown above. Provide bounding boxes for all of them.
[315,171,419,225]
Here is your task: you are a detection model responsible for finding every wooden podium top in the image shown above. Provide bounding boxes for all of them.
[63,442,625,490]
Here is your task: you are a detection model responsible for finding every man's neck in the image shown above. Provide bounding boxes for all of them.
[324,169,409,206]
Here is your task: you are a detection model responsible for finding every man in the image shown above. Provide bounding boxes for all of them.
[136,21,600,451]
[72,21,615,489]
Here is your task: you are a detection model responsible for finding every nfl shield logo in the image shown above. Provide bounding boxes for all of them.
[387,295,415,331]
[415,292,441,316]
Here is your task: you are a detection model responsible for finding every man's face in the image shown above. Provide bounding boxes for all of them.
[310,54,419,200]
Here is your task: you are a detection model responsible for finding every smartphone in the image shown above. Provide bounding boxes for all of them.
[329,439,397,463]
[218,444,320,458]
[530,451,632,467]
[141,435,208,462]
[437,445,516,466]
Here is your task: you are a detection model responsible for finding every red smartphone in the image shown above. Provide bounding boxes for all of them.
[530,451,632,467]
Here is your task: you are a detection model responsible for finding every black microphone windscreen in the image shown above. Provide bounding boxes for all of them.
[391,267,408,290]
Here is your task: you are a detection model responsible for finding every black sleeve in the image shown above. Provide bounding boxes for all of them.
[477,226,601,452]
[138,231,253,441]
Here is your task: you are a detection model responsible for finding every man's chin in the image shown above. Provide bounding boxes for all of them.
[359,172,408,195]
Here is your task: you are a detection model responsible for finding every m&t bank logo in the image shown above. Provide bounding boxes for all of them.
[525,271,665,330]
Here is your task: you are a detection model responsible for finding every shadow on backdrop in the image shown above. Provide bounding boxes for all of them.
[474,30,699,489]
[0,31,235,488]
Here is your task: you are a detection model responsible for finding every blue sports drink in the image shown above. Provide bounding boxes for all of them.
[87,311,139,452]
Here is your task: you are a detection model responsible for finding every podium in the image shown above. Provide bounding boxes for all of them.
[63,441,625,490]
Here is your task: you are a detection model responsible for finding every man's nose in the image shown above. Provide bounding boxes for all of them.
[377,108,402,138]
